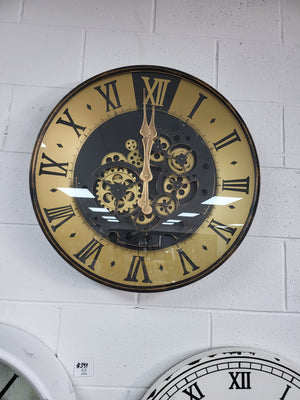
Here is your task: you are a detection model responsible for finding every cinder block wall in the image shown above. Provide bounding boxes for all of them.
[0,1,299,399]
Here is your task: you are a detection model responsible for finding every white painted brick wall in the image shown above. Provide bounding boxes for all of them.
[0,1,299,400]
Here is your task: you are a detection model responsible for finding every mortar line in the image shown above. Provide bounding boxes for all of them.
[283,240,288,312]
[18,0,25,23]
[213,40,219,89]
[55,306,63,357]
[279,0,284,45]
[151,0,157,33]
[80,29,87,82]
[281,104,286,167]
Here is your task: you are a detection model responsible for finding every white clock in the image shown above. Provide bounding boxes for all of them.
[142,347,300,400]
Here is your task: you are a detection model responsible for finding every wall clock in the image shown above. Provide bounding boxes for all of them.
[30,65,260,292]
[142,347,300,400]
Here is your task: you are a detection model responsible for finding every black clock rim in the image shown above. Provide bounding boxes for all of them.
[29,65,260,293]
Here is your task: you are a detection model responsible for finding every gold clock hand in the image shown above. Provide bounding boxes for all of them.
[138,94,157,215]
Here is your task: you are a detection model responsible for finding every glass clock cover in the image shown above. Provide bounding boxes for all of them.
[30,66,260,291]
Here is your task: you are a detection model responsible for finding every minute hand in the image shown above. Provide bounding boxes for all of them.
[138,104,157,214]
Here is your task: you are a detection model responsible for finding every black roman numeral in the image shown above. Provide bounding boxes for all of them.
[280,384,292,399]
[208,219,237,244]
[187,92,208,119]
[56,108,86,138]
[44,204,75,232]
[94,80,122,112]
[74,238,103,271]
[222,177,250,194]
[229,372,251,390]
[124,256,152,283]
[142,76,171,106]
[177,248,199,275]
[182,382,205,400]
[213,129,241,151]
[39,153,69,177]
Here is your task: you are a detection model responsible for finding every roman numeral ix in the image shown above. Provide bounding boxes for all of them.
[39,153,69,177]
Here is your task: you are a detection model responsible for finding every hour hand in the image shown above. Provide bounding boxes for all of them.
[138,95,157,214]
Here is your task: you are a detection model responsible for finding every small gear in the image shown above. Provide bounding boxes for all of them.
[125,139,137,151]
[163,175,191,200]
[154,195,177,217]
[101,152,127,165]
[167,147,195,174]
[127,149,143,168]
[96,166,141,214]
[150,136,170,162]
[134,211,155,226]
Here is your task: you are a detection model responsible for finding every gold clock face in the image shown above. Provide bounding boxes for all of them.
[30,66,260,292]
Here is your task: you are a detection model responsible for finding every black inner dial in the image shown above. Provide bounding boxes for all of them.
[74,110,216,250]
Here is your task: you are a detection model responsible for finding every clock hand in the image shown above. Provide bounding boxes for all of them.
[0,373,18,398]
[138,93,158,215]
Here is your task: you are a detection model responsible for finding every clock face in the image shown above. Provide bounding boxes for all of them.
[142,348,300,400]
[30,65,260,291]
[0,362,40,399]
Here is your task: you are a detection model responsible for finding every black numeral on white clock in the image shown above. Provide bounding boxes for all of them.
[94,80,122,112]
[182,382,205,400]
[229,371,251,390]
[280,384,292,399]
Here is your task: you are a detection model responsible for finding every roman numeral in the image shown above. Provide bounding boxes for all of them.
[280,384,292,399]
[182,382,205,400]
[177,248,199,275]
[43,204,75,232]
[222,177,250,194]
[187,92,208,119]
[94,80,122,112]
[229,372,251,390]
[213,129,241,151]
[124,256,152,283]
[208,219,237,244]
[141,76,171,106]
[56,108,86,138]
[74,238,103,271]
[39,153,69,177]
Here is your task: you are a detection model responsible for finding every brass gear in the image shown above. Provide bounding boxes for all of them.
[127,149,143,168]
[168,147,195,174]
[96,166,141,214]
[150,136,170,162]
[154,195,177,217]
[101,152,127,165]
[125,139,137,151]
[163,175,191,200]
[134,211,155,226]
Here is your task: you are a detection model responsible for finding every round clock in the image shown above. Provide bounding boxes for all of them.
[142,347,300,400]
[30,65,260,292]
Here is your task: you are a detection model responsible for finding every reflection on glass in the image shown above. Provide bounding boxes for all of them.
[201,196,242,205]
[58,187,94,198]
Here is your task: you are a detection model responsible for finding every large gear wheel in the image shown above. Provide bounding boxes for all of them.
[163,175,191,200]
[167,146,195,174]
[96,166,141,214]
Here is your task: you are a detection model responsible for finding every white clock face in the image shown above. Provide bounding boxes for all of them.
[0,362,40,400]
[142,348,300,400]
